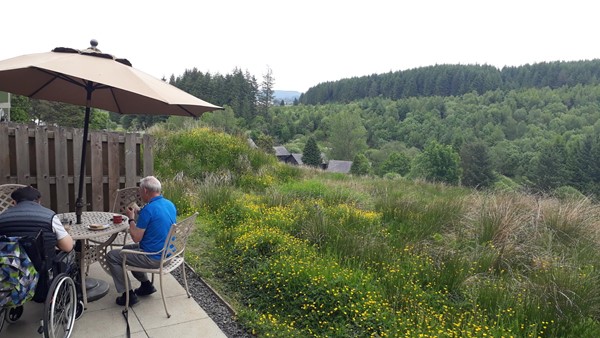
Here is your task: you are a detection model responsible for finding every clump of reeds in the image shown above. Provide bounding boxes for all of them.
[452,191,600,333]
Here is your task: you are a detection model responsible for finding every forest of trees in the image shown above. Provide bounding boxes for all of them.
[299,60,600,104]
[265,85,600,196]
[10,59,600,198]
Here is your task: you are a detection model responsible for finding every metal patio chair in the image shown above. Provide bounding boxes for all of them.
[122,212,198,318]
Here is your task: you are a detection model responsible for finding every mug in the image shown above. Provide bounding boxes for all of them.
[113,214,123,224]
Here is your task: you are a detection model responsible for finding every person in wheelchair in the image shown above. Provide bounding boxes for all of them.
[0,186,73,254]
[0,186,82,336]
[0,186,75,301]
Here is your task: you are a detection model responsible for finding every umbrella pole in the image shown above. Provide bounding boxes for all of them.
[76,87,93,224]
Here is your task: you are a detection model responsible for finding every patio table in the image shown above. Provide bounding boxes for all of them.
[57,211,128,308]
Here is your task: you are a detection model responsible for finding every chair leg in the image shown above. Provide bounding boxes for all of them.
[79,246,88,309]
[182,263,190,298]
[123,260,130,311]
[159,274,170,318]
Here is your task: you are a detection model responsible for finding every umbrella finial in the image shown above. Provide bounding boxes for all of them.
[89,39,99,51]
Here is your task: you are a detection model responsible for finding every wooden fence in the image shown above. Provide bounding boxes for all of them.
[0,122,154,213]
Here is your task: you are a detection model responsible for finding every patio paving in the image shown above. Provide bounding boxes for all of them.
[2,262,227,338]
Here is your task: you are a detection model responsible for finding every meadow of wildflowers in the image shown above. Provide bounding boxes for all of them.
[155,126,600,337]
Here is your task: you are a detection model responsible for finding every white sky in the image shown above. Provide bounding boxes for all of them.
[2,0,599,93]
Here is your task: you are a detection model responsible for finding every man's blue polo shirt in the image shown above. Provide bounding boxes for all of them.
[137,195,177,260]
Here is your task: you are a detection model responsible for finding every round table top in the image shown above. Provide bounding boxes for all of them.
[57,211,128,240]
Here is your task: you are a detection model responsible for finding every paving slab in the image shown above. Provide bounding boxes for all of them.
[1,262,227,338]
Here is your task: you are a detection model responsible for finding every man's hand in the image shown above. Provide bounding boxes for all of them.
[125,207,135,220]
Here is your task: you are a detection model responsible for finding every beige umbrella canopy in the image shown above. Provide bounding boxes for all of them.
[0,40,221,116]
[0,40,222,222]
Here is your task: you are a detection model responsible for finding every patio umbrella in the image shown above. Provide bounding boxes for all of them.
[0,40,222,223]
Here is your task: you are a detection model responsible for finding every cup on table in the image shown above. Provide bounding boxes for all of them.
[113,214,123,224]
[61,217,72,233]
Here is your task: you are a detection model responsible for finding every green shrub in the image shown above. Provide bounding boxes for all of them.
[153,126,273,181]
[271,163,301,183]
[493,174,521,192]
[553,185,585,201]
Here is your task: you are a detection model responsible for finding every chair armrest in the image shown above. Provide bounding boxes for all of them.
[120,248,163,257]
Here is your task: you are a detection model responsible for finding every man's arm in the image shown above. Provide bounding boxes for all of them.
[51,216,74,252]
[128,219,145,243]
[125,206,145,243]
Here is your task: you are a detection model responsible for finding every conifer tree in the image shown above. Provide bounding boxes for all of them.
[302,137,321,167]
[460,141,496,189]
[257,66,275,117]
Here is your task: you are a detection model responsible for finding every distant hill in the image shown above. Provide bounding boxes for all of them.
[274,90,301,105]
[300,60,600,105]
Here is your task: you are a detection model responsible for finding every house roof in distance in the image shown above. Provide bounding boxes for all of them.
[290,153,303,165]
[274,146,290,157]
[326,160,353,173]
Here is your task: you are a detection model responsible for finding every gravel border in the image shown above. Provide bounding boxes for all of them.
[171,267,255,338]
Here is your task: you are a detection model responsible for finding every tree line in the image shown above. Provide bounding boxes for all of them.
[299,60,600,105]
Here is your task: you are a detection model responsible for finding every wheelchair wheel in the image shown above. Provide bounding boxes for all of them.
[5,305,23,323]
[43,273,77,338]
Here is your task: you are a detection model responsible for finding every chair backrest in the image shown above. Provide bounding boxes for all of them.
[111,187,144,214]
[161,213,198,263]
[0,184,26,213]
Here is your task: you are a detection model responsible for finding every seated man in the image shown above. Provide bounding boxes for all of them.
[106,176,177,306]
[0,186,74,301]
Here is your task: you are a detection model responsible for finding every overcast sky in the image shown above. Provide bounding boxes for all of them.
[2,1,599,93]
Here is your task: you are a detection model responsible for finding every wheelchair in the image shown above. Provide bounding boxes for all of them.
[0,231,84,338]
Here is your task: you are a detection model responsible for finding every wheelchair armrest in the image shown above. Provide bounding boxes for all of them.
[54,249,75,261]
[53,250,76,274]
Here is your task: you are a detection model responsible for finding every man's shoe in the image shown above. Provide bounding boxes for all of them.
[116,290,138,306]
[135,282,157,296]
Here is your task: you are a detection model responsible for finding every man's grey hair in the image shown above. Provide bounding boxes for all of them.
[140,176,162,193]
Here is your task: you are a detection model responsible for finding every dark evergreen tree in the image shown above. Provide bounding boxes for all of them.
[566,135,593,192]
[531,137,569,192]
[302,137,321,167]
[586,134,600,196]
[257,67,275,117]
[460,141,496,189]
